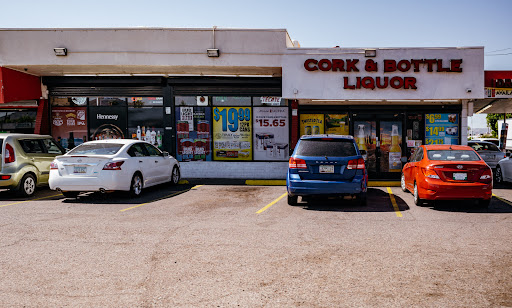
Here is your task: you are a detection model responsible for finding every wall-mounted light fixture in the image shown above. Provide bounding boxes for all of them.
[207,48,220,57]
[54,47,67,56]
[365,49,376,57]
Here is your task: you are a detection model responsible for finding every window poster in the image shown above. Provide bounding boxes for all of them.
[325,114,349,135]
[380,121,403,173]
[175,107,212,161]
[253,107,289,161]
[299,114,324,136]
[212,106,252,160]
[425,113,459,145]
[88,106,127,140]
[354,121,377,173]
[51,107,87,149]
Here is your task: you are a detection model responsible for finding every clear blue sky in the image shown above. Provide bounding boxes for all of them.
[3,0,511,127]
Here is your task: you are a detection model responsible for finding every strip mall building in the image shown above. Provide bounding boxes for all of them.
[0,28,495,180]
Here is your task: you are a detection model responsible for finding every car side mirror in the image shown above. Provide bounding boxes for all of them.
[162,151,170,157]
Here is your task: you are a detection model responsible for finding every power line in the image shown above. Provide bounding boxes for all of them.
[485,53,512,56]
[486,47,512,54]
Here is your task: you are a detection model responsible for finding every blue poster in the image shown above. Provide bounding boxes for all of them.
[425,113,459,145]
[175,107,212,161]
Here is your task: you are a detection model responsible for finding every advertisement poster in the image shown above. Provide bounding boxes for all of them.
[299,114,324,136]
[89,106,127,140]
[51,107,87,149]
[253,107,289,161]
[213,107,252,160]
[175,107,212,161]
[325,114,349,135]
[354,121,377,172]
[425,113,459,145]
[380,122,402,172]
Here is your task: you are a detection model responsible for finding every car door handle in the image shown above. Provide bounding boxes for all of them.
[139,160,143,163]
[155,161,159,163]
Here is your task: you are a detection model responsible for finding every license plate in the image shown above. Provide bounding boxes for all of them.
[73,166,87,174]
[453,172,467,180]
[319,165,334,173]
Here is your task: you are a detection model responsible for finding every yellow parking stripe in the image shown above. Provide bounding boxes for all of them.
[0,193,63,208]
[386,187,403,217]
[492,193,512,207]
[256,193,287,214]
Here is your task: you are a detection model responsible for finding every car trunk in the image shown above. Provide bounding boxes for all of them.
[56,155,112,177]
[431,163,489,183]
[297,155,359,181]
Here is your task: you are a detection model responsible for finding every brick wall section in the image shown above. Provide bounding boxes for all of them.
[34,99,50,135]
[180,162,288,179]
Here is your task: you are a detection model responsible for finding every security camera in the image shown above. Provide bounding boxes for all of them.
[466,88,472,93]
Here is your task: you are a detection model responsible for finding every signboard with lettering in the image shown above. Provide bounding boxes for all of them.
[484,70,512,98]
[89,106,127,140]
[51,107,87,149]
[425,113,459,145]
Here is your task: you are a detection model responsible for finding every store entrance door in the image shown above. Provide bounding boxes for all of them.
[353,113,404,179]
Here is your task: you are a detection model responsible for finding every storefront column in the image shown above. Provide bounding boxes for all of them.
[461,100,468,145]
[290,99,299,152]
[34,99,50,135]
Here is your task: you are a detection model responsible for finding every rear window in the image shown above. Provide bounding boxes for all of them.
[427,150,481,161]
[295,139,357,157]
[469,142,500,152]
[67,143,123,155]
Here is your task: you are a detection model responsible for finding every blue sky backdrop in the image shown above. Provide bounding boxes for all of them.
[2,0,511,128]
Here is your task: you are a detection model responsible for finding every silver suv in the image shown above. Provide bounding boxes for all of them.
[0,134,65,196]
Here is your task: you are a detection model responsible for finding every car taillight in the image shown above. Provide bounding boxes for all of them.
[479,168,493,184]
[103,161,124,170]
[0,175,11,180]
[289,157,307,169]
[347,158,365,170]
[50,161,58,169]
[421,167,440,179]
[4,143,15,164]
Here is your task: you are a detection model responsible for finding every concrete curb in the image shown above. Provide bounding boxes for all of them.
[180,179,400,187]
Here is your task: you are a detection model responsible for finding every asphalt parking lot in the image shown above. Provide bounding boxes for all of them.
[0,182,511,307]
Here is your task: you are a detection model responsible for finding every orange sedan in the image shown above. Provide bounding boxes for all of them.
[401,145,493,207]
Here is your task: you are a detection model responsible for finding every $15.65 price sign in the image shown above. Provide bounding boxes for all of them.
[213,107,251,132]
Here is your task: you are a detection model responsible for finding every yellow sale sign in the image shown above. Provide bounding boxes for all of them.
[300,114,324,136]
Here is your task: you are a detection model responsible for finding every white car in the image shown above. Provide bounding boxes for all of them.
[49,139,180,198]
[495,152,512,184]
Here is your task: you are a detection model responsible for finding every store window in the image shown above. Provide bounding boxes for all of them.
[0,110,37,134]
[253,107,289,160]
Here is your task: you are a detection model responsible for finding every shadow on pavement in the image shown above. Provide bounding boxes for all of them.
[60,183,194,205]
[301,188,410,212]
[425,197,512,213]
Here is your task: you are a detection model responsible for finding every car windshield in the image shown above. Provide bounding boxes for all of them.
[295,139,357,157]
[427,150,481,161]
[469,142,500,152]
[67,143,124,155]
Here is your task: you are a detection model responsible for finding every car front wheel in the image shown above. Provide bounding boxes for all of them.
[130,173,143,197]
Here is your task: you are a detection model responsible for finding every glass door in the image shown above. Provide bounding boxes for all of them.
[353,112,404,179]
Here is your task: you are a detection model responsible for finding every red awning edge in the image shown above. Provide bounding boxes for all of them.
[0,67,41,104]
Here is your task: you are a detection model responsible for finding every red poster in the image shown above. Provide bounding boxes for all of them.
[51,107,88,148]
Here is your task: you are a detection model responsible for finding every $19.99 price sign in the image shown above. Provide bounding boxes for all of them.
[213,107,251,132]
[213,107,252,161]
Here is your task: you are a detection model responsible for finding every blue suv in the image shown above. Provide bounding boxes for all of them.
[286,135,368,205]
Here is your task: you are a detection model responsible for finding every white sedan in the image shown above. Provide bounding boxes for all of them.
[49,139,180,198]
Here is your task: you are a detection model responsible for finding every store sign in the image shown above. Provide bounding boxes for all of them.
[484,71,512,98]
[89,106,127,140]
[282,47,484,100]
[212,107,252,160]
[425,113,459,145]
[51,107,87,148]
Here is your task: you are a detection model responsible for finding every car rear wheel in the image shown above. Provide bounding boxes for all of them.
[479,198,491,208]
[358,192,367,206]
[495,165,503,184]
[130,173,143,197]
[401,173,408,192]
[16,173,36,197]
[62,191,79,198]
[287,194,298,206]
[413,182,425,206]
[171,166,180,185]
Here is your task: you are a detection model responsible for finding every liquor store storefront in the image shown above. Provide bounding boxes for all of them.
[283,47,484,179]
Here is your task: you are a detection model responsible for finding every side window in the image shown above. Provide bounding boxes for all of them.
[144,143,163,156]
[42,138,65,154]
[127,144,148,157]
[18,139,44,154]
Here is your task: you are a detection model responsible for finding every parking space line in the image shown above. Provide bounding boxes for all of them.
[120,188,190,212]
[0,193,63,208]
[191,185,203,190]
[256,193,287,214]
[386,187,403,218]
[492,193,512,207]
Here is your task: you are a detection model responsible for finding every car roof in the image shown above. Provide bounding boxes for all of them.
[0,133,52,139]
[468,140,497,145]
[423,144,474,151]
[300,134,354,140]
[82,139,141,145]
